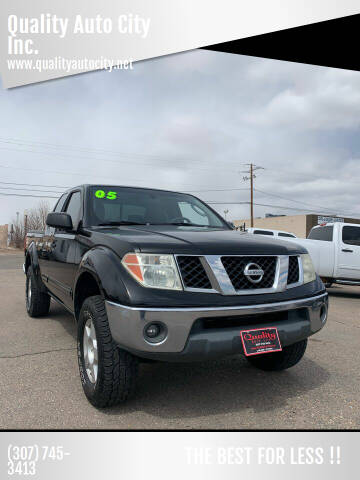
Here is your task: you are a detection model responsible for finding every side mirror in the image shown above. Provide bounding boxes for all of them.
[46,212,73,230]
[227,221,235,230]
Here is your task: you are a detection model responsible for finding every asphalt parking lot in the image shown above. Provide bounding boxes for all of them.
[0,251,359,430]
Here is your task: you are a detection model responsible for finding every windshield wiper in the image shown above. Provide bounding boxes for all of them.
[97,221,224,228]
[97,221,147,226]
[154,222,221,228]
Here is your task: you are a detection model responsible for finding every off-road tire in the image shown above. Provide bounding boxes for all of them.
[246,339,307,371]
[26,265,51,317]
[77,295,138,407]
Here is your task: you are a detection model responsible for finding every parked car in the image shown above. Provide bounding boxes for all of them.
[282,222,360,288]
[24,184,328,407]
[247,228,297,238]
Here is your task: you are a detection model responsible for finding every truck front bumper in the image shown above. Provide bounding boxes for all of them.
[105,292,328,362]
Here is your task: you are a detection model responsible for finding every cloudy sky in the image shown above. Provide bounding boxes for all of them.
[1,49,360,225]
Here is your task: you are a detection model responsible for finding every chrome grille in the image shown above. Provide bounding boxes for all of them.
[287,256,300,285]
[221,256,277,290]
[177,256,212,289]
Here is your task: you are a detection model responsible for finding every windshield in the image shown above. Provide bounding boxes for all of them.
[86,186,228,228]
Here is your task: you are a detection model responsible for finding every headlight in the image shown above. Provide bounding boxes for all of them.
[301,253,316,284]
[121,253,182,290]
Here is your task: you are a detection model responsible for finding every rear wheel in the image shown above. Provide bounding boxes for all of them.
[246,339,307,371]
[77,295,138,407]
[26,265,50,317]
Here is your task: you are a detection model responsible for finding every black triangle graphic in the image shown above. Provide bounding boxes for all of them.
[203,14,360,71]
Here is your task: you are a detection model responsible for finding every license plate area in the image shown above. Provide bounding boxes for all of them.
[240,327,282,356]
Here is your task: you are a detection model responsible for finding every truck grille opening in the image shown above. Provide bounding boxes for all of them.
[192,311,289,332]
[287,256,300,285]
[177,256,212,289]
[221,256,277,290]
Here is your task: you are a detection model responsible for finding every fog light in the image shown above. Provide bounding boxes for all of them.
[145,323,160,338]
[143,322,167,344]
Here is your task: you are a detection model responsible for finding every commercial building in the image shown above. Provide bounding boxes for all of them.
[233,214,360,238]
[0,224,9,248]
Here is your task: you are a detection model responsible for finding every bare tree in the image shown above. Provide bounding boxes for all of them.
[27,200,50,231]
[10,215,25,249]
[10,200,51,248]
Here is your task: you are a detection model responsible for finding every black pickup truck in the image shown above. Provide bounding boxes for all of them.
[24,184,328,407]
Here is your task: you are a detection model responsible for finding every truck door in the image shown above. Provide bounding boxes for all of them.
[45,190,82,309]
[337,225,360,280]
[38,193,68,285]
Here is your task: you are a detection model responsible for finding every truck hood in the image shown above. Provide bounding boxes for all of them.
[88,225,307,256]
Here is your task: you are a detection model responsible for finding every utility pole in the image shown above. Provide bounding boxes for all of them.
[240,163,264,228]
[223,209,229,220]
[24,210,28,237]
[250,164,254,228]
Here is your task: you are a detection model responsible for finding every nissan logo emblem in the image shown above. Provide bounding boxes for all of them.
[244,262,264,284]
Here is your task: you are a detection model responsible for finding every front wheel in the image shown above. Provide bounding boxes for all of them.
[77,295,138,407]
[246,339,307,371]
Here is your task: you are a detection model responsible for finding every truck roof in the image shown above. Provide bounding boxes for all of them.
[67,184,193,197]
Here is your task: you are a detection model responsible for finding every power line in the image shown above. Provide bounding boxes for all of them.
[0,139,240,174]
[207,201,249,205]
[1,184,355,216]
[0,176,250,194]
[207,202,311,211]
[0,184,248,196]
[0,186,63,193]
[0,178,352,216]
[0,179,249,193]
[254,188,360,218]
[207,201,319,213]
[0,180,68,189]
[0,163,241,188]
[0,163,93,178]
[0,144,242,177]
[0,136,183,160]
[0,177,244,191]
[2,191,359,219]
[254,188,338,213]
[267,167,340,184]
[0,136,248,171]
[184,188,249,193]
[206,201,360,218]
[0,192,58,198]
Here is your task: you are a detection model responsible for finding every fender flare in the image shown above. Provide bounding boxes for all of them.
[25,242,47,292]
[25,242,39,274]
[74,246,130,306]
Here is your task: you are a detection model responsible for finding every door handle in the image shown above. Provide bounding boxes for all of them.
[342,248,353,253]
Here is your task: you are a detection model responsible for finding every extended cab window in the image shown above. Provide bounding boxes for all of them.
[65,191,81,229]
[308,226,333,241]
[279,232,295,238]
[254,230,273,236]
[342,226,360,246]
